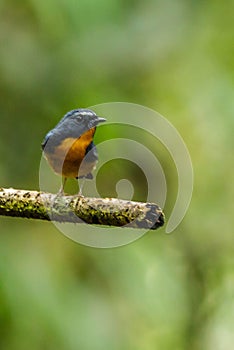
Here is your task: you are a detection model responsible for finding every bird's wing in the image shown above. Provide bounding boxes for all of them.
[41,130,53,150]
[85,141,98,162]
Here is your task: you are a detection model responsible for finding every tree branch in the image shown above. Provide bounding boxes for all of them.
[0,187,164,230]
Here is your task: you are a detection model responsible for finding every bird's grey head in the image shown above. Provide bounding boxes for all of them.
[62,109,106,129]
[42,109,106,151]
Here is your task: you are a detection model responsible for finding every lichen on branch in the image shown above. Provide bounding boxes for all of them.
[0,187,164,230]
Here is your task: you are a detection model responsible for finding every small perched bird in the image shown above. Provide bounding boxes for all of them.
[42,109,106,194]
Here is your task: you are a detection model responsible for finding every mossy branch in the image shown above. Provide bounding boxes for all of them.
[0,187,164,230]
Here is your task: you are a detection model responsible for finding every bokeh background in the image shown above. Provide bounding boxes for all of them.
[0,0,233,349]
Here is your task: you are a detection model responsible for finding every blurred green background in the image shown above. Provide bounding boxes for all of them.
[0,0,233,349]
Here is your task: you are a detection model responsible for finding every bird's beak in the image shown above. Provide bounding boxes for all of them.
[89,116,106,128]
[96,116,106,124]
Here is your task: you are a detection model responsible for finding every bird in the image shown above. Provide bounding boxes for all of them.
[41,109,106,194]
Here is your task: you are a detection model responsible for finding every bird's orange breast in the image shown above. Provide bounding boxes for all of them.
[45,128,96,178]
